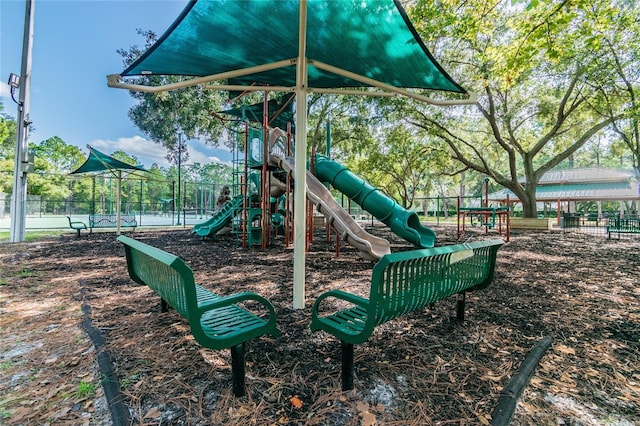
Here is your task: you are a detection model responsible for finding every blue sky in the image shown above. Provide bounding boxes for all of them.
[0,0,233,168]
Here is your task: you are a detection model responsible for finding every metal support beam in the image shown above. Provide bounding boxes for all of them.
[292,0,309,309]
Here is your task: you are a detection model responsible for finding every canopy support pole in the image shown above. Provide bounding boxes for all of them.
[293,0,308,309]
[116,170,122,236]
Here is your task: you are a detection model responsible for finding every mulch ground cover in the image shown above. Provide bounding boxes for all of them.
[0,225,638,425]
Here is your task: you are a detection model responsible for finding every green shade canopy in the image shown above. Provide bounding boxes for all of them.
[108,0,471,310]
[121,0,465,93]
[70,146,147,176]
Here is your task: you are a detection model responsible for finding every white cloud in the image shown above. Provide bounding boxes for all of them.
[0,82,13,101]
[87,136,234,168]
[89,136,169,167]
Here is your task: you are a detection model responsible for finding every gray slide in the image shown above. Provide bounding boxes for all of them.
[270,153,390,261]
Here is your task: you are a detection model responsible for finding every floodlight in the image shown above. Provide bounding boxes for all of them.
[8,73,20,88]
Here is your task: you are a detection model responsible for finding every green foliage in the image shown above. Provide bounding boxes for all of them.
[0,109,17,159]
[118,30,228,165]
[406,0,639,217]
[30,137,85,173]
[343,126,449,208]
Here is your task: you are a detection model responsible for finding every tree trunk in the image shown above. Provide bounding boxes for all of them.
[520,189,538,218]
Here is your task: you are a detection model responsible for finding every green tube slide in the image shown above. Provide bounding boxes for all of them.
[314,155,435,248]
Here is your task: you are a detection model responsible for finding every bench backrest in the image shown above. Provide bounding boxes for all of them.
[90,214,137,227]
[117,235,197,319]
[370,239,504,325]
[610,217,640,230]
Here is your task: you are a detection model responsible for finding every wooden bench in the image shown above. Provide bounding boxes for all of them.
[117,235,280,396]
[607,217,640,239]
[89,213,137,233]
[66,215,87,237]
[310,238,504,390]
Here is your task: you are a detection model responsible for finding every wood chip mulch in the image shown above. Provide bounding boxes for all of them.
[1,225,638,425]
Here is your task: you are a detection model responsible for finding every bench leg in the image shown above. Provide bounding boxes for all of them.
[456,292,466,322]
[160,298,168,313]
[76,228,81,237]
[341,341,354,391]
[230,343,246,397]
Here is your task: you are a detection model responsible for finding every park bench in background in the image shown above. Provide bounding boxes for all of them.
[89,213,137,233]
[310,238,504,390]
[607,217,640,239]
[117,235,280,396]
[66,216,87,237]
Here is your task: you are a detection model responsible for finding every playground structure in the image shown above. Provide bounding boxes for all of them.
[457,178,511,242]
[191,109,440,260]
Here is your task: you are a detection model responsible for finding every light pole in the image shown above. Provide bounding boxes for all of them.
[9,0,35,243]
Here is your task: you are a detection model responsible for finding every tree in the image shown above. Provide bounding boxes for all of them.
[118,30,228,166]
[344,125,448,209]
[406,0,637,217]
[31,136,85,173]
[586,5,640,176]
[27,137,88,213]
[0,103,17,160]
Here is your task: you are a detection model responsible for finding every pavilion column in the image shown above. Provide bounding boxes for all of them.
[293,0,308,309]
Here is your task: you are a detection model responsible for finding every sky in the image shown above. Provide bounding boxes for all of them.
[0,0,234,168]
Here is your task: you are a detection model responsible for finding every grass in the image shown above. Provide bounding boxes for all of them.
[73,380,98,400]
[16,268,37,278]
[0,359,14,371]
[0,230,65,243]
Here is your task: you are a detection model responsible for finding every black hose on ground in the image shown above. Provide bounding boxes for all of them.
[491,334,553,426]
[81,288,130,426]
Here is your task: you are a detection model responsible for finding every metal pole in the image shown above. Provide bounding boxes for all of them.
[9,0,35,243]
[293,0,308,309]
[116,170,122,236]
[199,169,203,219]
[176,134,182,225]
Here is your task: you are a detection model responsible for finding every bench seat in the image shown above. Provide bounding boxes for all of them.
[117,235,280,396]
[311,238,504,390]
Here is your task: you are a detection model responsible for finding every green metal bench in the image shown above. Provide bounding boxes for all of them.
[89,213,137,233]
[117,235,280,396]
[66,215,87,237]
[310,238,504,390]
[607,217,640,239]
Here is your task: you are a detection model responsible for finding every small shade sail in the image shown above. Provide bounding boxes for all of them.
[70,146,147,236]
[219,93,295,129]
[121,0,466,93]
[70,146,147,175]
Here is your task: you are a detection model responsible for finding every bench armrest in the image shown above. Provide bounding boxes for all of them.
[310,290,373,344]
[67,216,87,229]
[312,289,369,312]
[197,291,280,336]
